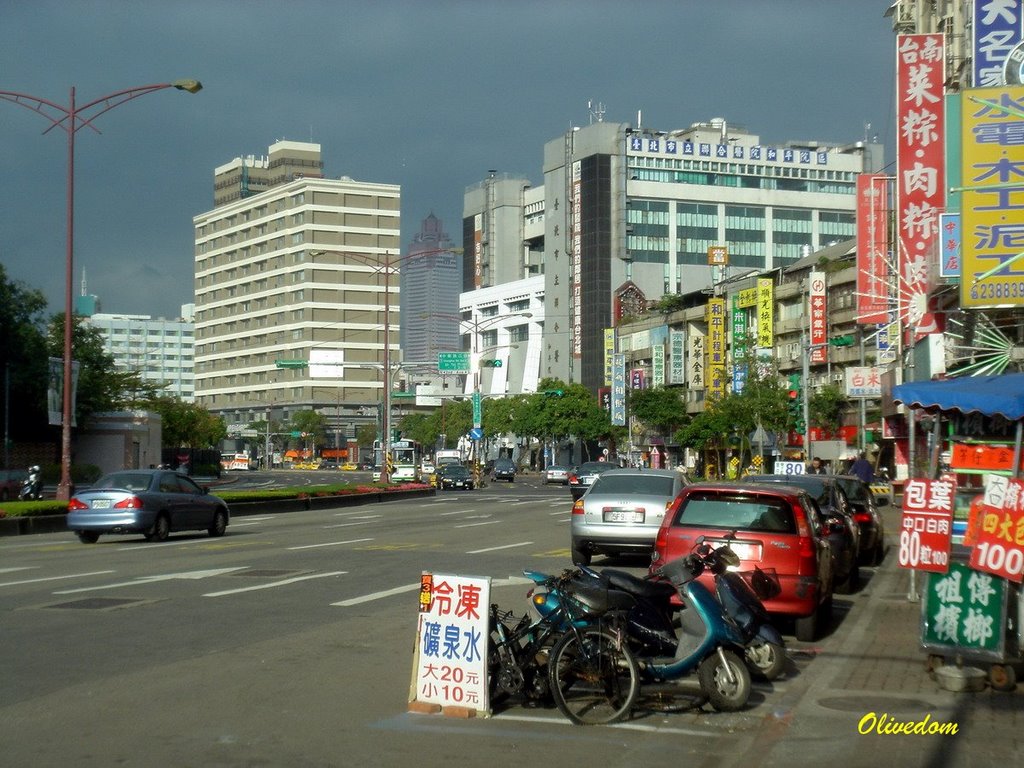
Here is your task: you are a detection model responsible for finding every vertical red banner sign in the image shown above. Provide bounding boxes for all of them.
[895,33,945,337]
[809,271,827,363]
[855,174,890,324]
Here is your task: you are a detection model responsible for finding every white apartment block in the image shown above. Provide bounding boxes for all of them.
[192,141,400,428]
[85,305,195,401]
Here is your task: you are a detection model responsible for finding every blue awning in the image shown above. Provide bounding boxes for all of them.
[892,373,1024,421]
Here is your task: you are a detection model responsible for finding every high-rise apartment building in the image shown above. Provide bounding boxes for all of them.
[193,141,400,430]
[399,213,460,363]
[84,305,195,401]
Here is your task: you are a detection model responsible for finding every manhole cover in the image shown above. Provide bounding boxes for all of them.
[817,696,936,713]
[46,597,154,611]
[231,569,307,578]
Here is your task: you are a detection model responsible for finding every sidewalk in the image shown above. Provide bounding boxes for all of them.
[759,512,1023,767]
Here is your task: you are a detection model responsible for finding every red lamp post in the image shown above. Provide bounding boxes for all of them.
[0,80,202,499]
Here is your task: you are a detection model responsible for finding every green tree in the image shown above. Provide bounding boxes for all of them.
[147,396,226,448]
[810,383,847,434]
[0,265,49,439]
[627,386,688,436]
[45,313,156,426]
[290,410,327,448]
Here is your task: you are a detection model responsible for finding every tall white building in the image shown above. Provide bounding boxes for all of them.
[192,140,400,433]
[463,118,881,394]
[84,305,195,401]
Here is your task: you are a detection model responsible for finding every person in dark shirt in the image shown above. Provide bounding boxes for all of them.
[807,456,827,475]
[849,452,874,483]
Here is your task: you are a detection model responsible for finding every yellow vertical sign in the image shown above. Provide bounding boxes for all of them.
[704,298,726,402]
[961,85,1024,308]
[757,278,773,348]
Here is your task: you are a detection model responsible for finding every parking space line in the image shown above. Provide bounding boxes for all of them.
[289,537,374,550]
[203,571,347,597]
[467,541,533,554]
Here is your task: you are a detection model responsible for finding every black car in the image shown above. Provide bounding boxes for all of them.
[439,464,475,490]
[490,458,516,482]
[741,473,860,593]
[833,474,885,565]
[568,461,616,500]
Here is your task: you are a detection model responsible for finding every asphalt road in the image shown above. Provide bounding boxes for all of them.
[1,478,890,767]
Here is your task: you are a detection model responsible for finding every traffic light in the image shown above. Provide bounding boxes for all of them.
[481,359,503,368]
[543,389,564,397]
[787,373,805,434]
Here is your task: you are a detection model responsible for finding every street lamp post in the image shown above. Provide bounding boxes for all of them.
[1,79,202,500]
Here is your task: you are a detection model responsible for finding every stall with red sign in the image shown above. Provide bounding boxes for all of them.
[893,373,1024,691]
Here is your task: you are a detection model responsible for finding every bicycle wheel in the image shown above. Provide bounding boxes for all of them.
[547,627,639,725]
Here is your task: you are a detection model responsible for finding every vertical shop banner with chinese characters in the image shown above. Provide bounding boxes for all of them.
[731,296,747,395]
[973,0,1023,87]
[896,33,945,332]
[687,324,705,389]
[961,85,1024,308]
[652,343,665,388]
[570,161,583,357]
[704,299,726,402]
[969,476,1024,582]
[411,572,490,713]
[898,479,956,573]
[756,277,773,348]
[808,271,827,363]
[611,353,626,426]
[922,561,1006,652]
[669,329,685,385]
[856,174,891,323]
[603,328,615,386]
[938,212,961,279]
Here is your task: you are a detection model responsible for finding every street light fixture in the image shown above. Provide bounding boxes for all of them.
[308,246,461,482]
[0,80,202,499]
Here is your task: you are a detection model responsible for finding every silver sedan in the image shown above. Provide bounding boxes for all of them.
[67,469,230,544]
[570,468,688,565]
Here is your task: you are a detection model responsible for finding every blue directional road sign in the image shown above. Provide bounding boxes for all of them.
[469,427,484,441]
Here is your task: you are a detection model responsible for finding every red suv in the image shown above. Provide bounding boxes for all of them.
[651,481,835,641]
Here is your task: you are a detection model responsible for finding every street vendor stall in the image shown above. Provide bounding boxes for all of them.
[892,373,1024,692]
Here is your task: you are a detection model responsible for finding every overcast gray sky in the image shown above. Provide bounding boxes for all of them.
[0,0,897,320]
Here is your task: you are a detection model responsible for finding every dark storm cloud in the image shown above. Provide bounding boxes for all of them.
[0,0,895,319]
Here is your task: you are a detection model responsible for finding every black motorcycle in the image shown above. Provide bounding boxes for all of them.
[18,465,43,501]
[577,537,786,681]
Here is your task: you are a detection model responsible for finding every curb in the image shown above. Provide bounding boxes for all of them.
[0,487,436,538]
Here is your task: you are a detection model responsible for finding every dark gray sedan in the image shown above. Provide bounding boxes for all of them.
[67,469,229,544]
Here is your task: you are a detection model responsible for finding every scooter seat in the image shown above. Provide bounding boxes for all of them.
[570,584,636,617]
[601,569,676,602]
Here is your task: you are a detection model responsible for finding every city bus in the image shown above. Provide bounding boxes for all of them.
[372,439,422,482]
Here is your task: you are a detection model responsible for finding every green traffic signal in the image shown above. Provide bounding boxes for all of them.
[481,359,503,368]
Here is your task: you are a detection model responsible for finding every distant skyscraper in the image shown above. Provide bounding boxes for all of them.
[400,213,460,363]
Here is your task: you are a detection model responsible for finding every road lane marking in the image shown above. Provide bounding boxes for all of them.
[333,513,383,519]
[323,520,377,529]
[54,567,250,593]
[0,567,36,574]
[203,571,347,597]
[288,537,374,551]
[466,542,533,554]
[439,509,474,516]
[331,582,420,607]
[454,520,501,528]
[333,574,532,608]
[0,570,115,588]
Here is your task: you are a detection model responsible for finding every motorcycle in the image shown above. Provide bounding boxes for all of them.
[543,540,754,724]
[18,466,43,501]
[567,538,785,681]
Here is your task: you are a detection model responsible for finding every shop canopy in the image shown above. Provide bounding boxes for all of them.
[892,373,1024,421]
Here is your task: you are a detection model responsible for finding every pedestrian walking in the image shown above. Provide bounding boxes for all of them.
[849,451,874,483]
[806,456,827,475]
